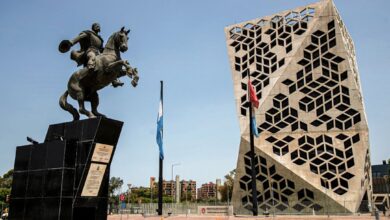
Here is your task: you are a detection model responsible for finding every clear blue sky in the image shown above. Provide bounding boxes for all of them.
[0,0,389,188]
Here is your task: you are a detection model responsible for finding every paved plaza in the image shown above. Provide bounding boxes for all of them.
[107,214,387,220]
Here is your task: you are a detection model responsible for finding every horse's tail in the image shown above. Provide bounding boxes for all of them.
[59,91,80,121]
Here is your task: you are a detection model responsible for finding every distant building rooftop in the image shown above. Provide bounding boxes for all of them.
[372,161,390,194]
[372,161,390,178]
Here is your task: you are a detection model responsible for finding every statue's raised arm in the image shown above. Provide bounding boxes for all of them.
[59,23,104,70]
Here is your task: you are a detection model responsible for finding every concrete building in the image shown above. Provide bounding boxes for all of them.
[150,176,197,201]
[161,180,175,197]
[180,180,197,201]
[198,182,217,200]
[372,161,390,179]
[372,161,390,211]
[225,0,371,214]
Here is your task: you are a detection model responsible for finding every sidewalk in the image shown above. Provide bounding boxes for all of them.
[107,214,386,220]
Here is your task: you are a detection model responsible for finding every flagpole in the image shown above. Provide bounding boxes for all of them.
[248,73,258,216]
[158,157,163,215]
[158,80,164,216]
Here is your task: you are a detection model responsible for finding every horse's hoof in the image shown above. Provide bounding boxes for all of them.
[86,112,96,118]
[93,113,106,118]
[112,81,124,88]
[92,111,104,117]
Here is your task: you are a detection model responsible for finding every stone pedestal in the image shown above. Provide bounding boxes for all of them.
[9,117,123,220]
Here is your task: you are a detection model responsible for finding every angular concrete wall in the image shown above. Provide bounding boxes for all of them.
[225,0,372,214]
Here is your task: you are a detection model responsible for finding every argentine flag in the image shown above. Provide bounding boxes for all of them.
[156,85,164,160]
[248,79,260,138]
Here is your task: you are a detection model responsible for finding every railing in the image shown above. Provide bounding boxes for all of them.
[110,202,231,215]
[108,200,378,216]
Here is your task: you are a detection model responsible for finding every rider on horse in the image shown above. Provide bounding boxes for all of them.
[59,26,139,121]
[59,23,123,87]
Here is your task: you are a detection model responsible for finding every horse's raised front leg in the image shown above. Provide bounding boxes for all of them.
[125,67,139,87]
[90,92,106,117]
[117,62,139,87]
[106,60,129,88]
[105,60,127,72]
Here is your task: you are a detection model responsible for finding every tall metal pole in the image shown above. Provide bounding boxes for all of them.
[248,74,258,216]
[214,183,217,206]
[127,184,132,204]
[157,81,164,216]
[127,184,131,218]
[158,158,163,215]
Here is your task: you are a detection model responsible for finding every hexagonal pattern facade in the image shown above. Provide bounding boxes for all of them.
[225,0,372,214]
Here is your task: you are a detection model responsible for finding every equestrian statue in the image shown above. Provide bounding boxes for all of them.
[58,25,139,120]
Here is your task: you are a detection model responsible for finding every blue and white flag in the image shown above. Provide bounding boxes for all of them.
[156,83,164,160]
[248,79,260,138]
[251,113,259,138]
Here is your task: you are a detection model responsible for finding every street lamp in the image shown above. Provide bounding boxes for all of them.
[214,183,217,206]
[127,184,132,204]
[171,163,181,204]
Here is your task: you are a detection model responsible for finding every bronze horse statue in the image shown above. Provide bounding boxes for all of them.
[59,27,139,120]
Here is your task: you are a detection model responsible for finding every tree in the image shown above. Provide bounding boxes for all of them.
[218,169,235,202]
[180,189,193,202]
[128,187,173,204]
[0,188,11,205]
[0,169,13,206]
[0,169,13,189]
[109,177,123,196]
[108,177,124,214]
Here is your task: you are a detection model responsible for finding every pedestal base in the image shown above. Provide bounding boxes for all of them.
[9,117,123,220]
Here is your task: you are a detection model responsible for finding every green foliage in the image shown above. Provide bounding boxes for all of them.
[0,169,13,206]
[108,176,124,213]
[108,177,123,196]
[127,187,172,203]
[180,190,193,202]
[218,169,235,202]
[0,169,13,189]
[0,188,11,206]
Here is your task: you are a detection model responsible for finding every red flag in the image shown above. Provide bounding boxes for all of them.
[248,79,259,108]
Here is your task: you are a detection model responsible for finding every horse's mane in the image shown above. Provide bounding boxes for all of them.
[104,32,118,50]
